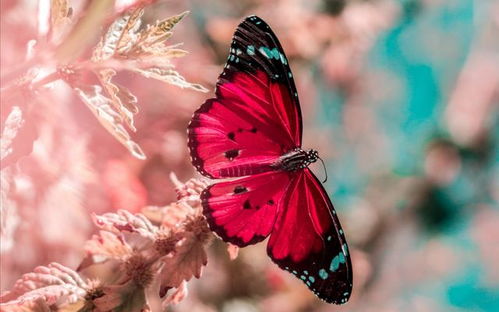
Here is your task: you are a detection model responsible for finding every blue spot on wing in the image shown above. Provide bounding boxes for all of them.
[319,269,329,280]
[329,253,346,272]
[258,46,288,65]
[246,45,255,55]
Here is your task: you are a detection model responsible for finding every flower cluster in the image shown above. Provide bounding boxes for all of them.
[0,175,213,311]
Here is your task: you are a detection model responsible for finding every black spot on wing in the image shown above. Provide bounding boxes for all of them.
[234,186,248,194]
[243,200,251,210]
[224,149,240,160]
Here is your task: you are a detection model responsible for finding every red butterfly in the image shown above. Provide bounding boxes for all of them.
[188,15,352,304]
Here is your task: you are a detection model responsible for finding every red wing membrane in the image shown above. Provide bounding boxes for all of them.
[267,169,353,304]
[188,16,302,179]
[201,171,294,247]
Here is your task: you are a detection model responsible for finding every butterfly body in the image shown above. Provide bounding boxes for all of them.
[188,15,352,304]
[272,148,319,171]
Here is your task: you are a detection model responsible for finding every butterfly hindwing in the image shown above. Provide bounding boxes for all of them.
[188,16,302,178]
[201,171,294,246]
[267,169,353,304]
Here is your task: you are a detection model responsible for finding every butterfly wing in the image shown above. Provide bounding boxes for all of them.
[201,171,294,246]
[188,15,302,178]
[267,169,353,304]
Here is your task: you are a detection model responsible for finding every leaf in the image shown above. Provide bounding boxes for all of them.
[92,9,190,61]
[55,0,115,63]
[79,231,133,270]
[1,170,19,253]
[227,244,239,260]
[0,298,52,312]
[158,231,208,297]
[92,210,157,240]
[170,173,207,207]
[133,67,208,92]
[141,203,195,230]
[0,106,38,169]
[98,69,139,131]
[148,11,189,35]
[136,43,189,60]
[50,0,72,42]
[50,0,71,26]
[154,48,189,58]
[162,281,187,306]
[73,85,146,159]
[115,8,144,55]
[92,281,147,312]
[138,11,188,48]
[92,7,144,61]
[0,263,88,309]
[162,203,195,229]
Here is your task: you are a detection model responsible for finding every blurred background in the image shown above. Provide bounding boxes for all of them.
[1,0,498,311]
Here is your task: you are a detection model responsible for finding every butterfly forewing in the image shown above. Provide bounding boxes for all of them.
[188,16,302,178]
[267,169,353,304]
[222,15,302,144]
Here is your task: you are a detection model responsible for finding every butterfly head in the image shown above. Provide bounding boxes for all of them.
[274,148,319,171]
[306,149,319,164]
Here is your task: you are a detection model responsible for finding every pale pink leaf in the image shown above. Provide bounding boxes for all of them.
[158,202,194,229]
[170,172,207,205]
[92,7,143,61]
[158,231,207,297]
[79,231,133,270]
[0,297,52,312]
[1,106,37,169]
[98,69,139,131]
[54,0,114,63]
[136,11,189,50]
[93,281,147,312]
[0,170,19,253]
[0,263,87,309]
[92,210,157,240]
[162,281,187,307]
[227,244,239,260]
[73,85,146,160]
[50,0,72,42]
[132,67,208,92]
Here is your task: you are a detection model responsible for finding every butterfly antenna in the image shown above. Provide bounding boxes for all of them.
[318,156,328,183]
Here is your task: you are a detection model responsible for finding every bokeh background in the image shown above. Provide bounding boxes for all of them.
[1,0,498,311]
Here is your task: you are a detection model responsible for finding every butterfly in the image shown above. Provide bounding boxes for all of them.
[187,15,352,304]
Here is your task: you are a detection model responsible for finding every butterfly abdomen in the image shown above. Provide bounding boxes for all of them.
[218,162,273,177]
[272,148,319,171]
